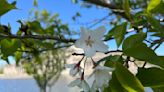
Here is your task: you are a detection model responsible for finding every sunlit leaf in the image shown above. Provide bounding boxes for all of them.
[108,71,127,92]
[147,0,161,13]
[0,0,17,16]
[115,62,144,92]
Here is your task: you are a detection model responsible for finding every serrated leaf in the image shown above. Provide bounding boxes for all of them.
[115,62,144,92]
[0,39,21,56]
[0,0,17,16]
[137,67,164,87]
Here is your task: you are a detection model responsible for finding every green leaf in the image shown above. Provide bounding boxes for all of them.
[147,0,161,13]
[105,28,114,41]
[0,39,21,56]
[115,62,144,92]
[0,0,16,16]
[33,0,38,7]
[27,21,44,34]
[122,0,131,20]
[104,55,124,68]
[124,42,164,68]
[137,67,164,87]
[103,85,112,92]
[109,71,127,92]
[15,51,22,65]
[147,15,163,33]
[105,22,127,47]
[122,32,146,51]
[154,2,164,14]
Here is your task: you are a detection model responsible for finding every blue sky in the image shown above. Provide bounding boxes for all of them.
[0,0,163,65]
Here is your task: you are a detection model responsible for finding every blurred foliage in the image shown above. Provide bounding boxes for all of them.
[0,68,3,74]
[23,50,67,92]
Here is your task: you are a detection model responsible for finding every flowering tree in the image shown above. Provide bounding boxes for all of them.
[0,0,164,92]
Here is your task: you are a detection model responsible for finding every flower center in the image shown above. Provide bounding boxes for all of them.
[85,36,94,47]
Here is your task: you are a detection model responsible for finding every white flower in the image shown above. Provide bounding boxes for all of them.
[68,78,90,92]
[75,27,108,57]
[65,63,82,77]
[89,65,114,91]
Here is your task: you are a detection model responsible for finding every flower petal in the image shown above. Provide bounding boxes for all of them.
[65,64,75,68]
[75,39,86,49]
[94,66,113,88]
[88,70,95,79]
[91,80,97,92]
[83,46,96,57]
[68,79,81,87]
[81,80,90,92]
[93,41,108,52]
[80,27,90,40]
[91,26,106,40]
[70,68,78,76]
[95,65,114,72]
[95,71,105,88]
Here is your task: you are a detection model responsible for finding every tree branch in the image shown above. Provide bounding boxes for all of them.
[0,34,76,43]
[83,0,132,20]
[72,49,122,56]
[84,0,118,9]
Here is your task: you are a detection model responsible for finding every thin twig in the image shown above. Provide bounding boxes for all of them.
[88,14,109,29]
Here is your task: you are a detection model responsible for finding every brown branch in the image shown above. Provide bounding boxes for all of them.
[104,49,122,54]
[0,34,76,43]
[84,0,118,9]
[83,0,132,20]
[72,49,122,56]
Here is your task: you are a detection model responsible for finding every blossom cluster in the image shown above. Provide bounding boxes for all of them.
[65,27,114,92]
